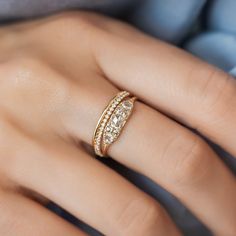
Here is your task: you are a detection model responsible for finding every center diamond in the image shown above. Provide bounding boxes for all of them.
[112,114,123,127]
[103,98,134,145]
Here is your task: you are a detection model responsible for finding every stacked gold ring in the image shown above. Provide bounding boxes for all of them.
[93,91,136,157]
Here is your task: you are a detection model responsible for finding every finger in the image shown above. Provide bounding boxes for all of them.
[64,83,236,236]
[121,105,236,236]
[0,61,180,235]
[8,138,181,236]
[107,101,236,236]
[90,13,236,157]
[46,57,236,236]
[0,189,86,236]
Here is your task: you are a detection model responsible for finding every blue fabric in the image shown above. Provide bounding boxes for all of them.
[185,32,236,71]
[208,0,236,34]
[1,0,236,235]
[129,0,206,44]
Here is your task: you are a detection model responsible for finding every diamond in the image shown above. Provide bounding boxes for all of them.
[122,100,133,109]
[93,91,132,156]
[106,126,111,132]
[104,133,115,144]
[111,114,123,127]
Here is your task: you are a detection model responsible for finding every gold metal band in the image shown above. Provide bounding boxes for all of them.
[93,91,136,157]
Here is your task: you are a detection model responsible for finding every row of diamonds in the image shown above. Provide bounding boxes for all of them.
[102,97,135,151]
[93,91,130,156]
[94,91,129,156]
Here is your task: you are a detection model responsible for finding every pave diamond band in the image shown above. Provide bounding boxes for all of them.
[93,91,136,157]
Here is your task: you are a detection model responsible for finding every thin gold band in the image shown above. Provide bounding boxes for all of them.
[93,91,136,157]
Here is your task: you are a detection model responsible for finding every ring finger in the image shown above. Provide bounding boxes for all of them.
[66,85,236,236]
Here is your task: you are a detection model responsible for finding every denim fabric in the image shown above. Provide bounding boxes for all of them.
[1,0,236,235]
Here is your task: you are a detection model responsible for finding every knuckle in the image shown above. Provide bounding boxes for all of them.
[115,198,163,235]
[12,56,46,78]
[0,56,46,89]
[52,12,85,29]
[196,67,235,120]
[48,11,115,46]
[49,11,99,35]
[0,56,72,114]
[163,132,210,186]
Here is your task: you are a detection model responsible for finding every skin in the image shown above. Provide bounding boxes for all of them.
[0,11,235,236]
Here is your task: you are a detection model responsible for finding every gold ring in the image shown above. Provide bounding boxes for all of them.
[93,91,136,157]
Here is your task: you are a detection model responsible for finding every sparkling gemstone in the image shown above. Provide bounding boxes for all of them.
[121,111,128,118]
[106,126,111,132]
[122,100,132,109]
[116,105,124,111]
[112,114,123,127]
[104,133,114,144]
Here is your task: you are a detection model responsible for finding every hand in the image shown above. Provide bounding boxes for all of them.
[0,12,235,236]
